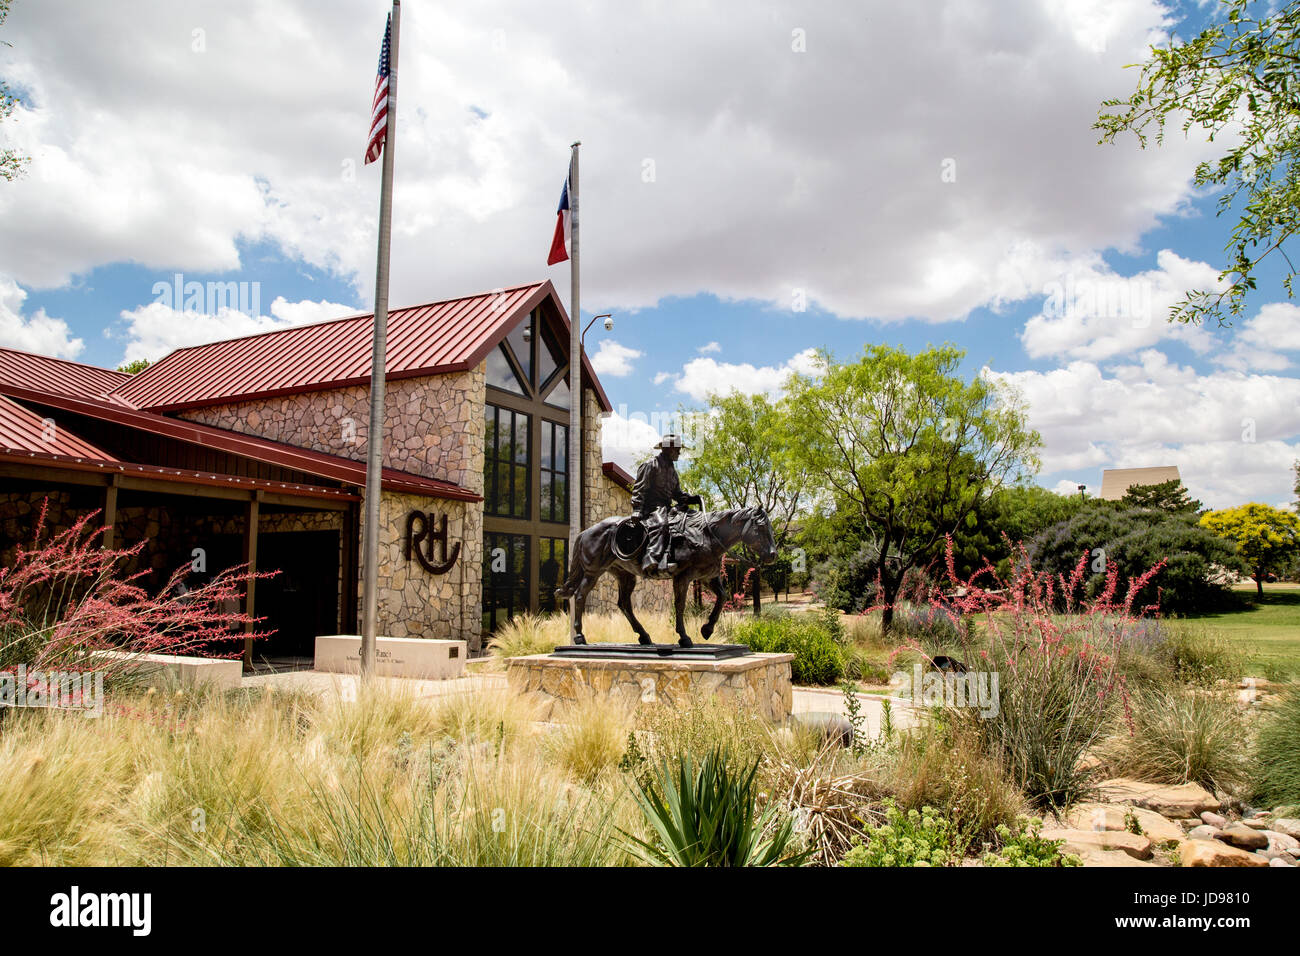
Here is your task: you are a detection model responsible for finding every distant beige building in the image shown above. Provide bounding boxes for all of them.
[1099,466,1182,501]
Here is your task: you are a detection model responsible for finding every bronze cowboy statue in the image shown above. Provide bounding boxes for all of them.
[632,433,701,576]
[555,433,779,647]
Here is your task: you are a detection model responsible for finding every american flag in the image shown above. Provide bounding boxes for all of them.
[364,14,392,165]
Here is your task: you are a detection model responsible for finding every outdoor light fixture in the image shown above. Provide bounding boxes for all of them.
[583,313,613,347]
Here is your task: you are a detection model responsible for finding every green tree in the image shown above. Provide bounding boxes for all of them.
[116,358,150,375]
[952,483,1088,580]
[784,345,1041,631]
[0,0,29,182]
[1121,478,1203,514]
[1095,0,1300,325]
[1200,502,1300,595]
[680,391,805,613]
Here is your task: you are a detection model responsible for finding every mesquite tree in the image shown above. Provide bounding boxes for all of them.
[784,345,1040,632]
[681,391,805,614]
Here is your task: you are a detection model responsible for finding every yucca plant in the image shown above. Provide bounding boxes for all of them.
[620,746,809,867]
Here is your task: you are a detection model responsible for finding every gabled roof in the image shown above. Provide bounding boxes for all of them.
[1099,466,1182,501]
[0,383,479,501]
[0,347,131,399]
[110,280,612,413]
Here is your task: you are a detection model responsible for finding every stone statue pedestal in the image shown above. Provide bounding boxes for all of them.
[505,647,793,722]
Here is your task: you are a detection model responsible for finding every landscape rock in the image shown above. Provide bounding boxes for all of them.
[1187,825,1221,841]
[1265,831,1300,854]
[1269,857,1295,868]
[1241,817,1270,830]
[1269,819,1300,841]
[1179,841,1270,868]
[1097,779,1219,820]
[1128,808,1187,848]
[1042,827,1154,861]
[1060,803,1183,847]
[1216,823,1270,850]
[1074,846,1159,868]
[1200,811,1227,828]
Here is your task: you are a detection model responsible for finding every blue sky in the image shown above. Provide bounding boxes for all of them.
[1,0,1297,508]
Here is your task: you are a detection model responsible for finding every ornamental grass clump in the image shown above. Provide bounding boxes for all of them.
[1252,685,1300,808]
[888,538,1166,814]
[1101,685,1252,793]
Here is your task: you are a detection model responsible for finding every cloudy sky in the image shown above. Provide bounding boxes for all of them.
[1,0,1297,508]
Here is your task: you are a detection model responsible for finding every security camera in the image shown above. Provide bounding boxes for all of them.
[603,316,614,331]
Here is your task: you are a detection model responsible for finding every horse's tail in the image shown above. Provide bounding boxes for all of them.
[555,539,585,599]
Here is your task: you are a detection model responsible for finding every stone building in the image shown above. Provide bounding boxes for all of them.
[0,280,669,662]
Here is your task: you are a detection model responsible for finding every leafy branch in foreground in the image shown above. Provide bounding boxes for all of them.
[1095,0,1300,325]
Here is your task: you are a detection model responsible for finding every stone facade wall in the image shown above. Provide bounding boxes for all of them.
[359,490,481,647]
[179,364,488,648]
[180,364,486,492]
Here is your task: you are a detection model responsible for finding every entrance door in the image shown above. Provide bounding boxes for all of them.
[256,530,341,658]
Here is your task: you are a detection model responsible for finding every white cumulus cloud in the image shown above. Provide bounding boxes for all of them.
[589,340,643,378]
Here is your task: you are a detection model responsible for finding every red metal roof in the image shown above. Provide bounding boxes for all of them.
[0,448,360,503]
[0,384,479,501]
[0,394,118,459]
[110,280,612,414]
[0,347,131,399]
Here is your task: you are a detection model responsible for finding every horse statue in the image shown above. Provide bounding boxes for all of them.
[555,505,778,647]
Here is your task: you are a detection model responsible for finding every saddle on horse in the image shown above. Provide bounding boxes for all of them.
[614,508,713,578]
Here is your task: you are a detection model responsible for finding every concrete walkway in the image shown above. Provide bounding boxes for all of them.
[792,685,918,738]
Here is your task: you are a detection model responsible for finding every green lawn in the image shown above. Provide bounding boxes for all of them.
[1166,584,1300,680]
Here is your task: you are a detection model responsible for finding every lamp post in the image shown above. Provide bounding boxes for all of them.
[583,313,613,348]
[1077,484,1087,499]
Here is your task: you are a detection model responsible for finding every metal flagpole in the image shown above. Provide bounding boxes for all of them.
[361,0,400,678]
[567,142,581,561]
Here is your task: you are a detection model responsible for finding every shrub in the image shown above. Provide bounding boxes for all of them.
[0,501,263,686]
[1028,504,1238,613]
[1253,686,1300,808]
[888,601,968,655]
[810,542,878,613]
[983,817,1082,867]
[840,802,956,867]
[1102,686,1252,793]
[620,747,809,867]
[728,614,845,685]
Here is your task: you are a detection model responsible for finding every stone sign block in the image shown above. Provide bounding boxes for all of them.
[314,634,467,680]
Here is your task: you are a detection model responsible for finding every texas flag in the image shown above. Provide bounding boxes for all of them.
[546,167,571,266]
